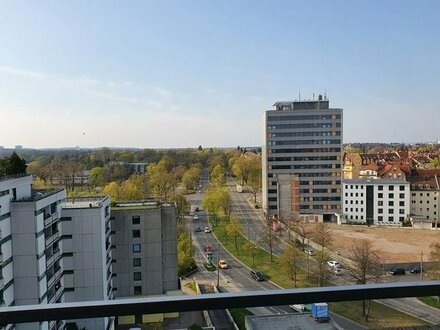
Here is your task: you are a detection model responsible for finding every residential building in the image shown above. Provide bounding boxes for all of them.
[343,179,410,226]
[262,96,343,222]
[408,170,440,229]
[111,202,178,297]
[60,197,113,330]
[0,174,66,330]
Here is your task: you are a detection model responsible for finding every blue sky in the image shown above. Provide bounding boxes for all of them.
[0,1,439,148]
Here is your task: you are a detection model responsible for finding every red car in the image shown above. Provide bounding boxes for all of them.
[204,245,213,253]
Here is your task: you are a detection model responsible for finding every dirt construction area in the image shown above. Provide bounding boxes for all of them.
[311,224,440,263]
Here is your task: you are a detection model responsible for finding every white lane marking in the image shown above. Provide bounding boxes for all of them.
[236,283,244,288]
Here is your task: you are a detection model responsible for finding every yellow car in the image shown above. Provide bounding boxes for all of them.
[218,260,228,269]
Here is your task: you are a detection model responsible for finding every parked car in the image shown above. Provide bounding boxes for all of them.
[193,214,199,220]
[410,266,421,274]
[194,226,202,232]
[327,260,340,268]
[250,269,264,281]
[389,267,405,275]
[204,226,211,233]
[304,247,315,256]
[204,245,213,253]
[218,260,228,269]
[333,268,342,276]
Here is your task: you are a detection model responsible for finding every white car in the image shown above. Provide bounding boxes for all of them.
[327,260,340,268]
[333,268,342,276]
[193,215,199,220]
[204,226,211,233]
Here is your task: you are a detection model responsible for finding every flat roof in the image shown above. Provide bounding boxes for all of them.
[63,196,109,209]
[343,179,410,185]
[246,313,337,330]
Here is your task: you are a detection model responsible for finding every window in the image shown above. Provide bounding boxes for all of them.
[133,258,141,267]
[389,201,394,206]
[132,216,140,225]
[134,286,142,295]
[389,186,394,191]
[399,185,405,191]
[378,185,383,191]
[389,216,394,222]
[345,193,348,197]
[378,201,383,206]
[345,200,348,204]
[133,272,142,281]
[389,193,394,198]
[378,193,383,198]
[389,209,394,214]
[345,208,348,212]
[378,208,383,214]
[399,209,405,214]
[399,201,404,207]
[399,193,404,199]
[133,244,141,253]
[133,230,140,238]
[378,216,383,221]
[399,217,405,222]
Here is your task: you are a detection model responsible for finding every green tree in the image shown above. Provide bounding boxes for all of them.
[247,162,262,204]
[201,189,222,226]
[90,167,105,188]
[429,157,440,169]
[243,241,258,267]
[102,181,121,201]
[148,160,174,201]
[172,193,190,221]
[226,217,243,251]
[279,243,304,287]
[211,164,225,187]
[0,152,27,176]
[260,220,279,262]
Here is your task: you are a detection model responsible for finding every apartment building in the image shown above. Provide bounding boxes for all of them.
[0,174,66,330]
[60,197,113,330]
[111,203,178,298]
[343,179,410,226]
[262,96,343,223]
[408,170,440,229]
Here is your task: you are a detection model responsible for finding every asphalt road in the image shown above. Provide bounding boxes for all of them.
[184,171,360,329]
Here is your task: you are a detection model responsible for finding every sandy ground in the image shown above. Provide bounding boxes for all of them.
[308,224,440,263]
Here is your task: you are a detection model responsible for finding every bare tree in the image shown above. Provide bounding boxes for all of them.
[290,218,311,249]
[279,243,304,287]
[311,249,333,287]
[260,218,279,262]
[344,239,381,321]
[313,223,333,251]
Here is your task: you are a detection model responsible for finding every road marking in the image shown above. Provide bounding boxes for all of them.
[236,283,244,288]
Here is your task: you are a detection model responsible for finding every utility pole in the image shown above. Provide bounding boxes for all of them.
[420,251,424,282]
[216,240,220,288]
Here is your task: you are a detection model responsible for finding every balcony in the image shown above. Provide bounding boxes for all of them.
[0,282,440,327]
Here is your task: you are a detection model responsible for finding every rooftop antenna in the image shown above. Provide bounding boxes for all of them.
[324,90,327,100]
[298,90,301,101]
[313,92,315,100]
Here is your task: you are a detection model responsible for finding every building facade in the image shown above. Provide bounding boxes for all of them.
[262,96,343,222]
[60,197,113,330]
[343,179,410,226]
[111,203,178,298]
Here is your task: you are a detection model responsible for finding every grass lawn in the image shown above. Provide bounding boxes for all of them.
[228,308,253,330]
[211,218,430,329]
[329,300,430,328]
[185,282,197,293]
[418,296,440,309]
[211,221,312,289]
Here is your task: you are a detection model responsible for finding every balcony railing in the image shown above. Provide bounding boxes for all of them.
[0,282,440,326]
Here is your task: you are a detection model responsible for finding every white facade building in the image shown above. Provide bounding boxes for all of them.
[343,179,410,226]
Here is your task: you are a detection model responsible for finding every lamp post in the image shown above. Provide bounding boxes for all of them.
[216,240,220,288]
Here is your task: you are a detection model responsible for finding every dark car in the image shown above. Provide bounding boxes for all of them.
[194,226,202,232]
[250,269,264,281]
[389,267,405,275]
[204,245,213,253]
[410,266,421,274]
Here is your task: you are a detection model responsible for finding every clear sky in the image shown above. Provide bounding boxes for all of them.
[0,1,439,148]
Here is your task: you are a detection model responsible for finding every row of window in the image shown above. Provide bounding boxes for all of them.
[346,215,405,222]
[272,164,341,170]
[271,147,342,154]
[344,184,406,191]
[271,131,340,138]
[412,200,437,206]
[268,123,341,130]
[268,139,341,146]
[268,114,342,121]
[412,192,438,199]
[268,155,339,162]
[411,207,438,214]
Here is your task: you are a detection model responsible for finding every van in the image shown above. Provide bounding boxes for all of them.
[250,269,264,281]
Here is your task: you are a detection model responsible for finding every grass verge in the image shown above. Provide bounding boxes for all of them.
[418,296,440,309]
[211,218,429,329]
[329,300,430,328]
[184,282,197,293]
[228,308,253,330]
